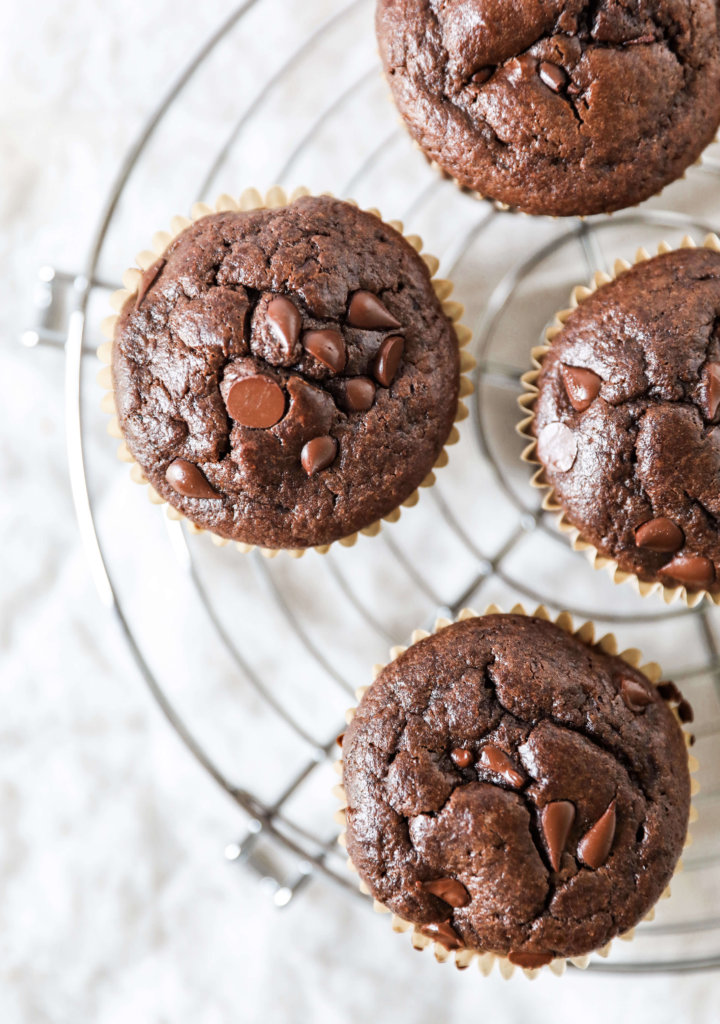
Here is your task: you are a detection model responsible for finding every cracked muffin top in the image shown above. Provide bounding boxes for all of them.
[376,0,720,216]
[111,196,460,549]
[342,614,691,964]
[533,246,720,595]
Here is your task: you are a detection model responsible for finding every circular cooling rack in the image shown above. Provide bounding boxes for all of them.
[61,0,720,973]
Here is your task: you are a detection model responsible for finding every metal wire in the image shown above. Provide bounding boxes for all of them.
[63,0,720,974]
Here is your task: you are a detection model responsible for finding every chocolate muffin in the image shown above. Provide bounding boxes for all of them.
[110,194,461,549]
[530,245,720,598]
[376,0,720,216]
[341,613,691,965]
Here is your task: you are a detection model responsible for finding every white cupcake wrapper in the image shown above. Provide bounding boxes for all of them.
[333,602,698,979]
[98,186,474,558]
[517,234,720,607]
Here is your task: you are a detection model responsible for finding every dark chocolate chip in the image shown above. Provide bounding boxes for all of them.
[560,365,602,412]
[450,747,473,769]
[702,364,720,420]
[540,800,575,871]
[373,336,404,387]
[226,375,285,428]
[578,799,616,869]
[678,699,694,724]
[508,950,553,968]
[336,732,345,747]
[165,459,220,500]
[419,921,464,951]
[135,258,166,310]
[479,745,525,788]
[266,296,302,351]
[301,435,338,475]
[657,682,681,702]
[347,291,401,330]
[539,61,567,92]
[621,677,653,712]
[419,877,471,908]
[471,67,493,85]
[536,421,577,473]
[344,377,376,412]
[661,554,716,590]
[634,517,684,553]
[303,329,346,373]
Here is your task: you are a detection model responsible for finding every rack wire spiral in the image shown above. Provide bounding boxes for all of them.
[28,0,720,973]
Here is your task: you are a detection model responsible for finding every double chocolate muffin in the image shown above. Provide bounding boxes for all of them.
[376,0,720,216]
[341,614,691,965]
[110,195,461,549]
[531,245,720,597]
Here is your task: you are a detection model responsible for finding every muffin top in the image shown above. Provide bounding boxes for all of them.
[112,196,459,548]
[533,247,720,595]
[376,0,720,216]
[342,615,691,963]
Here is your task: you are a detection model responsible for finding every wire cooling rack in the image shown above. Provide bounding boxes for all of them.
[25,0,720,973]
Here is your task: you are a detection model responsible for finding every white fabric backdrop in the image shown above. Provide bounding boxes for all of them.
[2,1,719,1020]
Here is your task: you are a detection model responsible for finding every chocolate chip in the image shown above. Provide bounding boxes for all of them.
[539,61,567,92]
[508,950,553,968]
[165,459,220,499]
[450,747,473,768]
[540,800,575,871]
[373,336,404,387]
[347,291,401,330]
[634,517,684,553]
[702,364,720,420]
[419,921,464,951]
[266,296,302,351]
[135,258,166,310]
[226,375,285,428]
[560,365,602,412]
[343,377,376,412]
[479,744,525,788]
[621,677,653,712]
[471,67,493,85]
[301,435,338,475]
[657,681,681,702]
[536,422,577,473]
[678,699,694,724]
[303,329,346,373]
[578,799,616,869]
[336,732,345,747]
[419,877,471,908]
[661,554,716,590]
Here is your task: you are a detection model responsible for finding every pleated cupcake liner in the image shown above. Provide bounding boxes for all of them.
[517,233,720,608]
[332,602,698,979]
[98,186,474,558]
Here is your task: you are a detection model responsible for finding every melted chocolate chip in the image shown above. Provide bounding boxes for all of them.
[480,745,525,787]
[560,365,602,412]
[373,336,404,387]
[344,377,376,412]
[419,877,471,908]
[266,296,302,351]
[303,329,346,373]
[347,291,401,330]
[578,799,616,869]
[702,364,720,420]
[661,554,716,590]
[450,747,473,769]
[540,800,575,871]
[165,459,220,499]
[634,517,684,553]
[135,258,166,310]
[621,678,653,712]
[301,435,338,475]
[678,699,694,724]
[420,921,464,951]
[539,61,567,93]
[536,422,577,473]
[508,950,553,968]
[226,375,285,429]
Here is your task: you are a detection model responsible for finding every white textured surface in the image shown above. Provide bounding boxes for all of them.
[3,1,720,1021]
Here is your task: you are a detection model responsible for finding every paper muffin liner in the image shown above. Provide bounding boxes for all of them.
[97,186,474,559]
[332,603,698,979]
[517,234,720,608]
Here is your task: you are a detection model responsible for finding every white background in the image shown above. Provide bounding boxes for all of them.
[3,1,720,1021]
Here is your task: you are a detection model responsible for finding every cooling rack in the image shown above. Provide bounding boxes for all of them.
[24,0,720,973]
